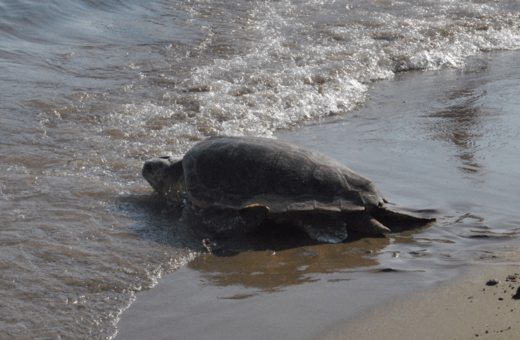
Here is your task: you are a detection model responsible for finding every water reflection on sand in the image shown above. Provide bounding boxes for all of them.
[189,238,388,293]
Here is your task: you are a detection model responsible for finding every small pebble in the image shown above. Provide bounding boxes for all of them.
[512,286,520,300]
[486,279,499,286]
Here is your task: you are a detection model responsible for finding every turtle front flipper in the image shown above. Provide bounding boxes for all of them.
[293,216,348,244]
[182,201,270,238]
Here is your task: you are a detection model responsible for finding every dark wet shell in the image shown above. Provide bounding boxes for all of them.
[182,136,385,213]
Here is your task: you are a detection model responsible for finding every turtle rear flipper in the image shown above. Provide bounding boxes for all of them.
[367,206,436,232]
[369,207,436,224]
[346,211,391,234]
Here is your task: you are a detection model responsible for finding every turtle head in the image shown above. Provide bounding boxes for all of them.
[142,156,186,202]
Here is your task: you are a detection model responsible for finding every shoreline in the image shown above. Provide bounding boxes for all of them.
[115,50,520,340]
[317,248,520,340]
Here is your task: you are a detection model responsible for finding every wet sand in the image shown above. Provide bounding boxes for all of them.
[115,238,455,340]
[116,51,520,340]
[319,249,520,340]
[115,249,520,340]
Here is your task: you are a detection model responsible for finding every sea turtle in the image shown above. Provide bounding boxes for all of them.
[142,136,435,243]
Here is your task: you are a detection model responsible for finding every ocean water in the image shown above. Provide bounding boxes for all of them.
[1,0,520,338]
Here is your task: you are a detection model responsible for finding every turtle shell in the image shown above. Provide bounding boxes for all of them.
[182,136,386,214]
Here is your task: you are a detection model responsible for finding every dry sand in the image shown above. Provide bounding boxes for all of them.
[318,249,520,340]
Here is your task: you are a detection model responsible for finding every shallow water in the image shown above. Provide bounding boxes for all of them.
[279,51,520,266]
[2,0,520,338]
